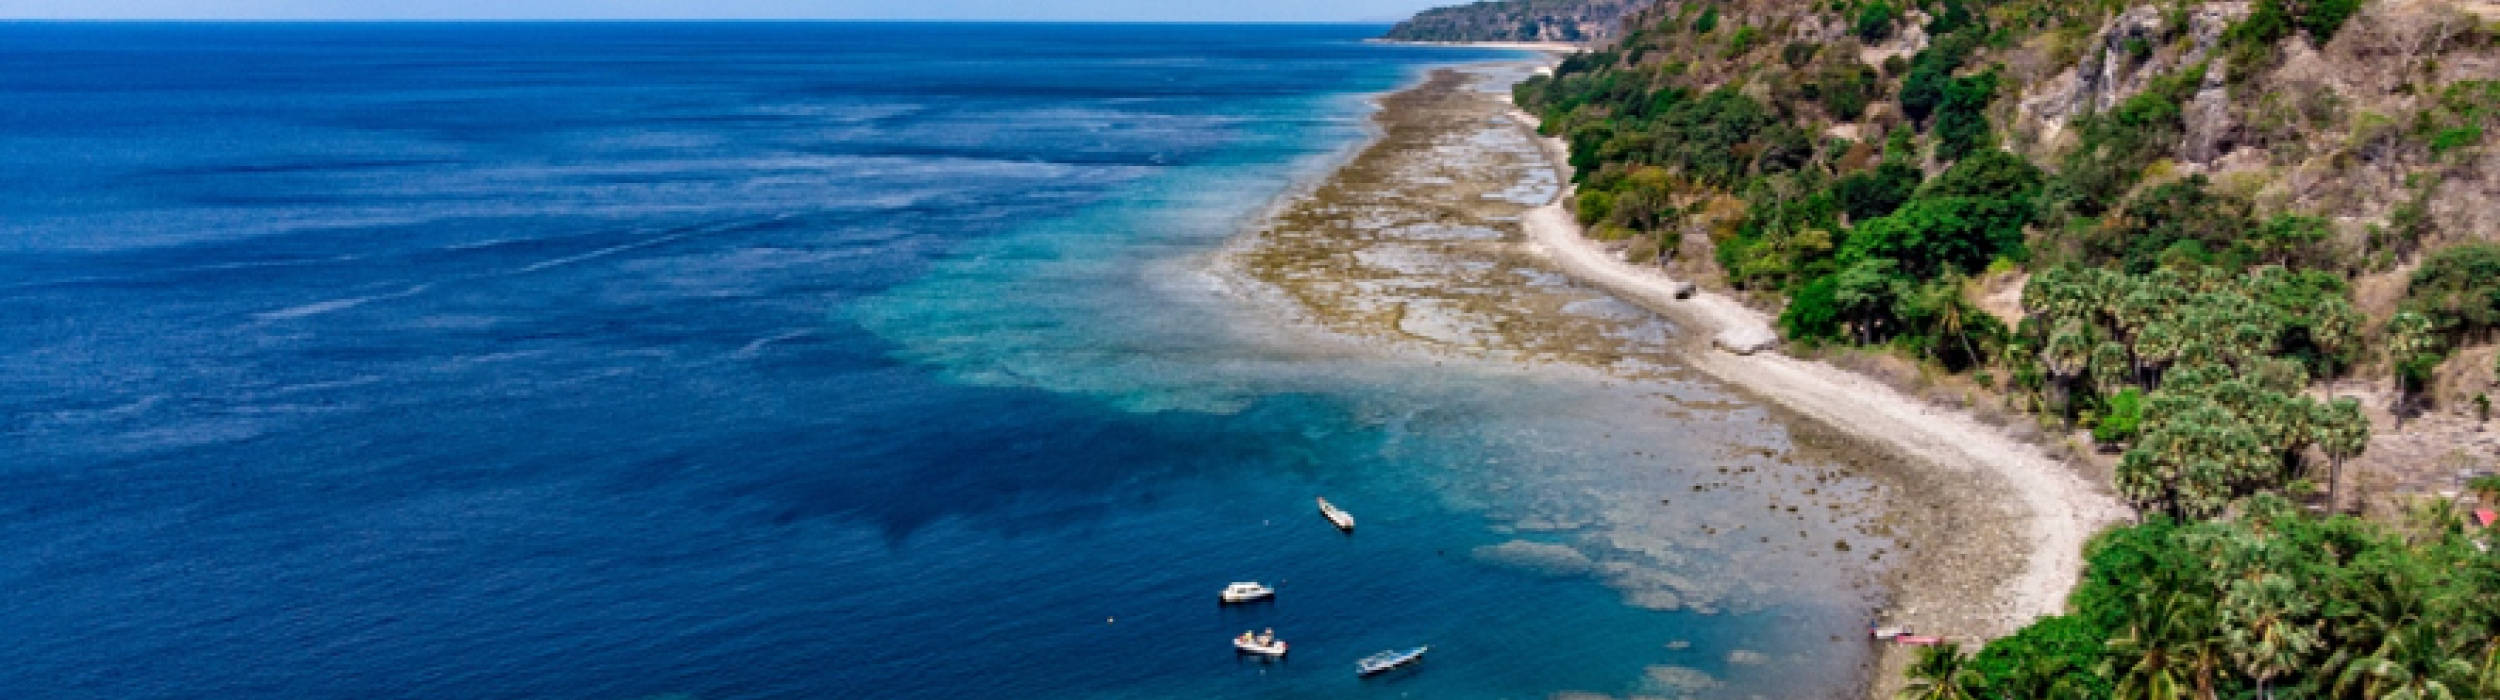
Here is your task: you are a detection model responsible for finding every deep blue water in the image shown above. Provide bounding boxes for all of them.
[0,23,1880,699]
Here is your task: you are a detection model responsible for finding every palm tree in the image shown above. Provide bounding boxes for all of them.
[2310,298,2364,372]
[2105,590,2220,700]
[2222,572,2319,699]
[2136,321,2183,388]
[1899,643,1985,700]
[2314,398,2368,513]
[2092,340,2132,397]
[2334,622,2474,700]
[2386,310,2441,422]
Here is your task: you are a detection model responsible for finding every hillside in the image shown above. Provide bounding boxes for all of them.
[1511,0,2500,695]
[1380,0,1639,43]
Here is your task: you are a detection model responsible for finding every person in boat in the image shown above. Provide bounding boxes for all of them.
[1259,628,1274,644]
[1239,631,1256,644]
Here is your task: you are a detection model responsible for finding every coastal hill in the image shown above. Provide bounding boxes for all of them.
[1381,0,1640,44]
[1512,0,2500,695]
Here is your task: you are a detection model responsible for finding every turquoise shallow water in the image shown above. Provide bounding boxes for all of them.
[1,22,1882,699]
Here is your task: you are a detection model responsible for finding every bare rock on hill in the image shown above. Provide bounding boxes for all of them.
[1382,0,1638,44]
[2016,2,2246,148]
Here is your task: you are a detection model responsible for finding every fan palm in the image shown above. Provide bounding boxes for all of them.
[2106,591,2220,700]
[1899,643,1985,700]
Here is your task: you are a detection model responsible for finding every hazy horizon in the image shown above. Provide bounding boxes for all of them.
[0,0,1451,22]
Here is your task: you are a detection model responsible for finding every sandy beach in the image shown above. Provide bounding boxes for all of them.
[1506,107,2130,632]
[1224,57,2131,696]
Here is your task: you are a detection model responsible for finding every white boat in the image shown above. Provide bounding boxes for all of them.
[1317,497,1355,531]
[1219,581,1275,604]
[1356,645,1427,676]
[1233,631,1288,657]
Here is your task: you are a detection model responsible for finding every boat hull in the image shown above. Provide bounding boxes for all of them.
[1316,498,1355,531]
[1356,646,1427,676]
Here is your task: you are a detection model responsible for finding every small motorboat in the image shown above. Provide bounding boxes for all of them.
[1234,629,1288,657]
[1870,625,1912,641]
[1219,581,1275,604]
[1356,645,1428,676]
[1317,497,1355,531]
[1895,634,1945,646]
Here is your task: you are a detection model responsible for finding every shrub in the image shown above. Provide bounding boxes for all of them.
[1574,189,1616,225]
[1809,63,1881,121]
[1723,25,1762,59]
[2404,242,2500,337]
[2430,125,2483,156]
[1855,1,1899,43]
[1781,41,1820,69]
[1693,6,1718,34]
[1932,72,1999,160]
[2095,387,2145,443]
[1833,161,1922,222]
[2088,175,2255,273]
[1925,0,1977,36]
[1781,274,1847,340]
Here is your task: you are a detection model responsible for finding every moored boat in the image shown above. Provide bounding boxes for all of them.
[1316,497,1355,531]
[1234,629,1288,657]
[1356,645,1427,676]
[1219,581,1275,604]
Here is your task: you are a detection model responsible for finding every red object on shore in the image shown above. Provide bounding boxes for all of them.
[1895,635,1944,646]
[2474,508,2497,528]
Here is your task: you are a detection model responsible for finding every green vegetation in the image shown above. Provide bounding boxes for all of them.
[1380,0,1636,43]
[1506,1,2500,694]
[2223,0,2367,77]
[1938,497,2500,699]
[1857,1,1901,43]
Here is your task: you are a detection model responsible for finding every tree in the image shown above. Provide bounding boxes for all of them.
[1782,274,1846,341]
[2105,590,2220,700]
[2406,242,2500,337]
[1833,257,1907,345]
[2335,623,2475,700]
[1900,643,1985,700]
[1835,161,1922,222]
[2314,398,2367,513]
[2387,310,2442,418]
[1933,72,1999,161]
[2221,567,2319,699]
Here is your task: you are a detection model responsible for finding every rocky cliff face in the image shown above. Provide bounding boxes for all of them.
[1381,0,1639,44]
[2012,3,2249,156]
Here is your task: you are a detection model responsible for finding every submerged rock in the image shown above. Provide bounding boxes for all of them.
[1471,540,1596,576]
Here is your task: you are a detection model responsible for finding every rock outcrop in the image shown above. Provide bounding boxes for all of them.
[2015,2,2248,151]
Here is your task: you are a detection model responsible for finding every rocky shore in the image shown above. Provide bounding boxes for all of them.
[1220,59,2130,697]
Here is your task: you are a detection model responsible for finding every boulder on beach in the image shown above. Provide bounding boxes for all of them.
[1712,326,1779,355]
[1671,281,1697,299]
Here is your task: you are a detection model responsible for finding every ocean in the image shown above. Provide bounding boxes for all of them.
[0,23,1882,698]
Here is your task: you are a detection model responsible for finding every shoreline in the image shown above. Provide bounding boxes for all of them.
[1211,55,2129,696]
[1366,38,1591,54]
[1500,85,2131,689]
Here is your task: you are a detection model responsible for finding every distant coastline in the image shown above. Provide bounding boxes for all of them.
[1366,38,1588,53]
